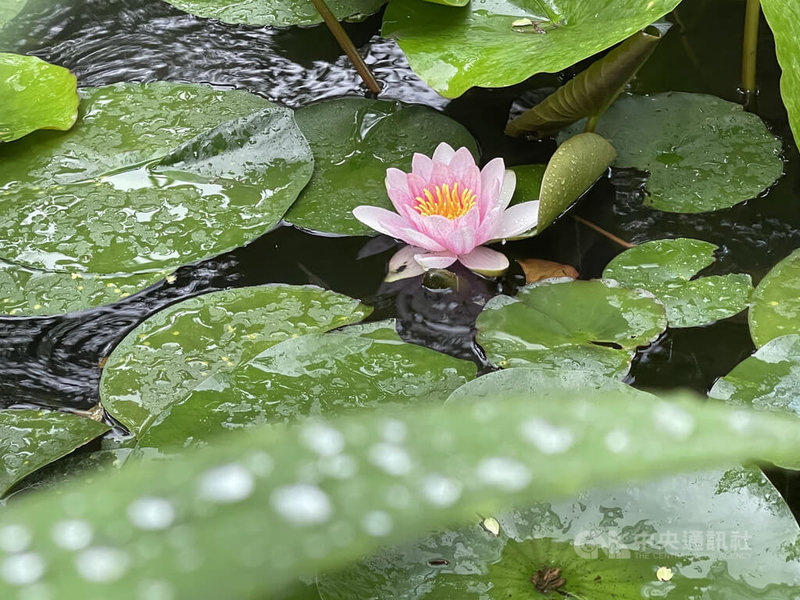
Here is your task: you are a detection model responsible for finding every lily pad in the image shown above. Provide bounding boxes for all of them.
[0,53,78,142]
[446,365,651,405]
[0,260,170,316]
[162,0,387,26]
[603,238,753,328]
[4,389,800,598]
[0,409,110,497]
[762,0,800,148]
[137,331,476,449]
[0,82,314,276]
[318,467,800,599]
[709,334,800,419]
[285,97,478,236]
[100,285,372,437]
[749,249,800,348]
[382,0,682,98]
[476,279,667,376]
[559,93,784,213]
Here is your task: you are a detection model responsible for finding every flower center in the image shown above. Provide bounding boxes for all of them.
[414,183,477,220]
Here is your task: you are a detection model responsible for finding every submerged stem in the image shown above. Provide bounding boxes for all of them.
[309,0,382,95]
[572,215,635,249]
[740,0,760,104]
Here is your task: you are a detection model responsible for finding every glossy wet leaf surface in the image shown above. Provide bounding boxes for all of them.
[709,334,800,420]
[100,285,372,437]
[536,132,615,232]
[560,93,784,213]
[446,365,650,405]
[749,248,800,348]
[3,390,800,598]
[762,0,800,148]
[506,27,661,138]
[0,409,110,497]
[162,0,387,26]
[0,260,169,316]
[0,82,314,276]
[476,279,667,376]
[319,468,800,599]
[0,53,78,142]
[138,330,476,449]
[382,0,681,98]
[0,0,28,28]
[285,98,477,236]
[603,238,752,328]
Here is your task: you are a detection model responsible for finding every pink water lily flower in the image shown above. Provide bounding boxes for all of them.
[353,143,540,279]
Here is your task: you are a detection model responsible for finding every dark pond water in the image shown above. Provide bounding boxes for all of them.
[3,0,800,510]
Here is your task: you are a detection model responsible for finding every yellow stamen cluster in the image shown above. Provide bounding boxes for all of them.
[414,183,477,220]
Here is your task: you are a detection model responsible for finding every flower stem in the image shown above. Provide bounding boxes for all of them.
[572,215,635,249]
[584,114,599,133]
[310,0,382,95]
[740,0,760,106]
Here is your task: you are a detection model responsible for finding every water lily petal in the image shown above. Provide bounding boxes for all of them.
[411,153,434,180]
[352,206,446,251]
[432,142,456,165]
[414,214,458,250]
[496,169,517,212]
[448,146,477,178]
[414,251,458,270]
[385,245,426,282]
[491,200,540,240]
[458,246,510,276]
[479,158,505,217]
[448,226,478,256]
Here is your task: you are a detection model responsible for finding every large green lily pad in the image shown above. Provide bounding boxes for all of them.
[137,330,476,449]
[162,0,386,26]
[709,334,800,418]
[446,365,651,405]
[382,0,681,98]
[749,249,800,348]
[603,238,752,328]
[5,389,800,598]
[0,409,110,497]
[100,285,372,437]
[0,82,314,277]
[318,467,800,598]
[0,260,170,316]
[476,279,667,376]
[762,0,800,149]
[560,93,783,213]
[0,53,78,142]
[285,97,478,236]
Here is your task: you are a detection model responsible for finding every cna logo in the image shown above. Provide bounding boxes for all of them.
[572,527,754,560]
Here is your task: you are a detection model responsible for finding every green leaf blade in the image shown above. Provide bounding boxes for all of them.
[506,27,662,138]
[3,391,800,597]
[749,249,800,348]
[0,53,78,142]
[382,0,682,98]
[0,409,110,497]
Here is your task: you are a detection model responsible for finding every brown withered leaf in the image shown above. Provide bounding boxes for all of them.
[517,258,579,283]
